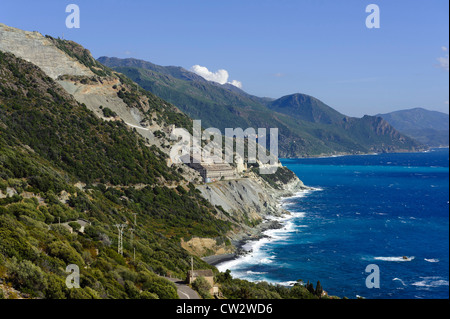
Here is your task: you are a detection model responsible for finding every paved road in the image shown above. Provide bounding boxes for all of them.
[164,277,200,299]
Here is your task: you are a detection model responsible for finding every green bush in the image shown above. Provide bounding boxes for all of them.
[47,241,84,266]
[68,221,81,232]
[7,258,48,295]
[192,276,212,299]
[102,107,117,118]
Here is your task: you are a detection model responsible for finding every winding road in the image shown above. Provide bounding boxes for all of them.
[164,277,200,299]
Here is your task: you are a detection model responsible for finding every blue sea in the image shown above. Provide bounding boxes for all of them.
[217,148,449,299]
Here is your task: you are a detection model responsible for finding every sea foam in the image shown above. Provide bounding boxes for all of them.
[374,256,415,262]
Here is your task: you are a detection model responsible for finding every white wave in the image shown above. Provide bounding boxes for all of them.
[260,257,274,264]
[281,187,323,203]
[283,192,309,200]
[246,271,268,275]
[411,277,449,288]
[277,280,299,287]
[393,278,406,286]
[216,257,247,272]
[424,258,440,263]
[218,187,318,278]
[374,256,415,262]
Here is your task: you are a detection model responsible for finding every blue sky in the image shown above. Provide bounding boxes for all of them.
[1,0,448,116]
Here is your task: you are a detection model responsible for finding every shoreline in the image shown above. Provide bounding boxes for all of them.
[202,253,237,267]
[203,217,286,267]
[204,186,317,277]
[282,146,448,160]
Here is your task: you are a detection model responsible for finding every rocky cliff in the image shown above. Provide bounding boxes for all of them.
[196,169,308,245]
[0,23,93,79]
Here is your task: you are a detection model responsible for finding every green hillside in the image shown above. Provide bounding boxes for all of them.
[267,93,344,124]
[0,48,327,300]
[0,50,230,299]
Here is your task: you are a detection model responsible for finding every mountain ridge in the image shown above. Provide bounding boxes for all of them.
[377,108,449,147]
[98,56,425,157]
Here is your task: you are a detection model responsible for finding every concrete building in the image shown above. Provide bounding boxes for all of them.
[181,154,236,182]
[189,162,236,182]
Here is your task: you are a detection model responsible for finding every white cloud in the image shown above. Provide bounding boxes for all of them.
[191,65,242,88]
[191,65,228,84]
[229,80,243,89]
[438,46,449,72]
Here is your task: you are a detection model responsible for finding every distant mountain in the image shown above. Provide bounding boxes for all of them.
[266,93,345,124]
[377,108,449,147]
[99,57,424,157]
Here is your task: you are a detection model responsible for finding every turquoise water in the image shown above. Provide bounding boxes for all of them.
[218,148,449,299]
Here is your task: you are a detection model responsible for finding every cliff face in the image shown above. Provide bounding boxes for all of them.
[197,171,307,244]
[0,23,93,79]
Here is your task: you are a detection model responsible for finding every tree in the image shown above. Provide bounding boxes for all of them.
[315,280,323,297]
[306,281,315,295]
[192,276,212,299]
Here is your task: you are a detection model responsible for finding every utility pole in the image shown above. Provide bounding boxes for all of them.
[130,228,134,243]
[114,224,127,256]
[190,256,194,282]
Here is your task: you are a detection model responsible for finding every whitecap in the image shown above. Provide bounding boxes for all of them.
[411,277,449,288]
[424,258,439,263]
[260,256,275,264]
[374,256,415,262]
[393,278,406,286]
[246,270,268,275]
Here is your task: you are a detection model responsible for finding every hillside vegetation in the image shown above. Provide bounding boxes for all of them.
[0,50,229,298]
[0,48,329,299]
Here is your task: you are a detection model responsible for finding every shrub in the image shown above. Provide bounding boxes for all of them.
[192,276,212,299]
[7,258,48,295]
[68,221,81,232]
[47,241,84,266]
[102,107,117,118]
